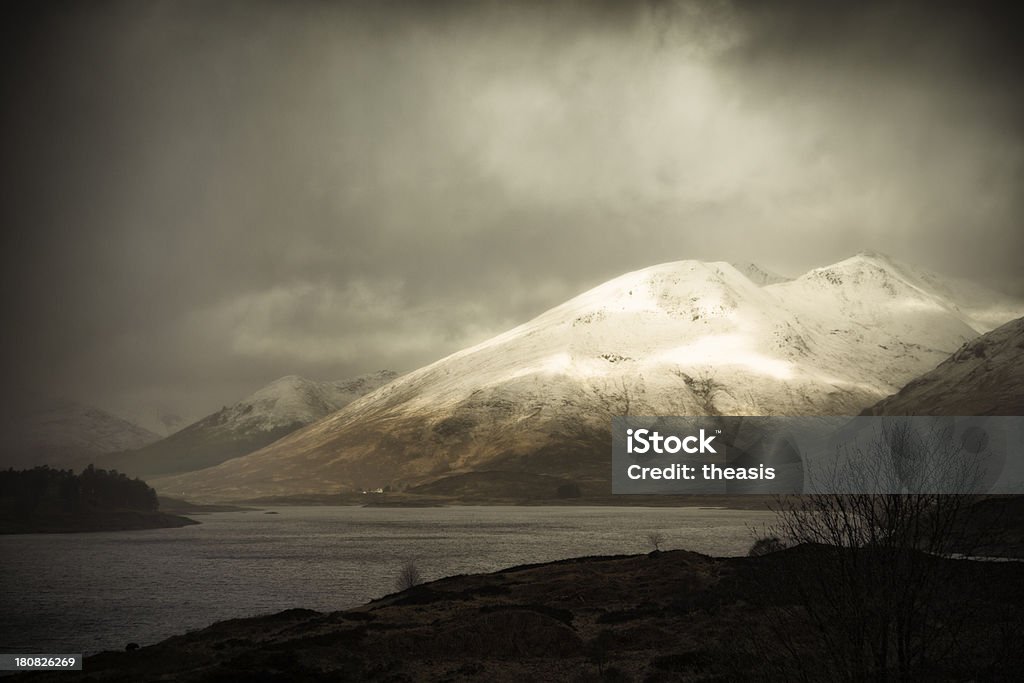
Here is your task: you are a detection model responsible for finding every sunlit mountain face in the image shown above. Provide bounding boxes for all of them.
[153,253,1023,501]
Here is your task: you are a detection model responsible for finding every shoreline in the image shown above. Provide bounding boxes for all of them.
[12,544,1024,681]
[0,510,199,535]
[183,492,778,511]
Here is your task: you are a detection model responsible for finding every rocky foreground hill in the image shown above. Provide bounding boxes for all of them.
[15,544,1023,681]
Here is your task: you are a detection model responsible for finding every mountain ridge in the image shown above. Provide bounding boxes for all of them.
[862,316,1024,416]
[154,254,1023,501]
[101,371,398,479]
[0,396,160,471]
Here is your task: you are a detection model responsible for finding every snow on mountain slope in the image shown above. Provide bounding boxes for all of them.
[103,371,398,478]
[209,372,400,435]
[779,251,1015,335]
[767,251,1008,396]
[863,316,1024,416]
[154,254,1023,501]
[730,262,790,286]
[0,396,160,470]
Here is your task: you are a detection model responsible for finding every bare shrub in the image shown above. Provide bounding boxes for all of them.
[762,421,988,681]
[747,536,787,557]
[395,560,423,592]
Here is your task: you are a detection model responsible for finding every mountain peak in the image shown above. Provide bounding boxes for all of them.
[101,371,400,479]
[152,256,1023,501]
[273,374,306,383]
[729,262,790,286]
[825,250,901,272]
[797,251,928,294]
[853,248,892,261]
[236,372,398,426]
[0,396,160,470]
[252,375,315,397]
[558,260,760,313]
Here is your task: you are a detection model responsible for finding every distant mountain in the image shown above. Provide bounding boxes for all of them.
[120,407,194,438]
[103,371,398,479]
[782,250,1017,335]
[0,396,160,470]
[154,254,1023,501]
[862,316,1024,416]
[729,262,790,286]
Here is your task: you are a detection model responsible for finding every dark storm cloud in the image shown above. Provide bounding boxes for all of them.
[2,0,1022,420]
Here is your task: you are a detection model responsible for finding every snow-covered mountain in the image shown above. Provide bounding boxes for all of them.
[103,371,398,478]
[729,262,790,286]
[198,372,401,434]
[0,396,160,470]
[863,316,1024,416]
[154,253,1023,501]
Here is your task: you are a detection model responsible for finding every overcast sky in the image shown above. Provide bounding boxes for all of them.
[2,0,1022,422]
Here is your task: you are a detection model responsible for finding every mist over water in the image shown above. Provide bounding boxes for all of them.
[0,506,772,655]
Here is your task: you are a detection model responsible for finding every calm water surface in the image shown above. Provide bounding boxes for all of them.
[0,506,773,655]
